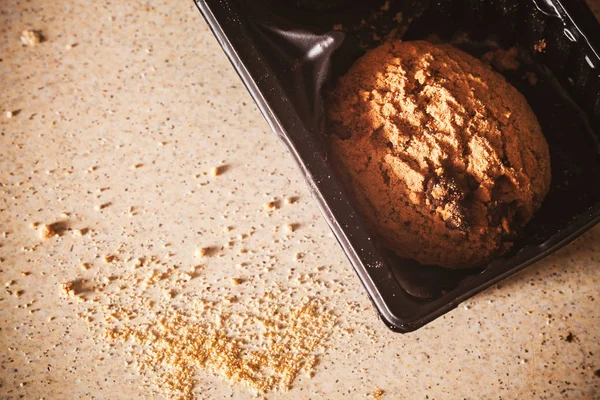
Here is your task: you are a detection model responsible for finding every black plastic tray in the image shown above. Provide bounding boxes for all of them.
[194,0,600,332]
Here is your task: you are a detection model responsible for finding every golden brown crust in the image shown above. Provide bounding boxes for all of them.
[328,40,551,268]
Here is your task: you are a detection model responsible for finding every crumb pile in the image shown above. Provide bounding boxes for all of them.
[56,238,338,399]
[105,297,336,399]
[59,249,337,399]
[328,40,551,268]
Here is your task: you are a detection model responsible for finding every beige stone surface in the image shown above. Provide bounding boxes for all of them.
[0,1,598,399]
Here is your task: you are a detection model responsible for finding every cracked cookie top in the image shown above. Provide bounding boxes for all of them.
[328,40,551,268]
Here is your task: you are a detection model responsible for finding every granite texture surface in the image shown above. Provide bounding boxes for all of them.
[0,1,599,399]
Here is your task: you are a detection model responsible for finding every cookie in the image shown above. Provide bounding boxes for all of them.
[328,40,551,268]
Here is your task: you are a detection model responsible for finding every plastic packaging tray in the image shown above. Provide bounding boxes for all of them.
[194,0,600,332]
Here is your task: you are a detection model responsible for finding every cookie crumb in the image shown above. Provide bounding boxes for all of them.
[373,388,384,399]
[61,281,75,296]
[20,30,42,46]
[195,247,207,258]
[103,255,118,264]
[38,224,56,239]
[534,39,547,53]
[94,202,111,211]
[264,201,278,210]
[73,228,88,237]
[231,278,243,286]
[284,223,295,233]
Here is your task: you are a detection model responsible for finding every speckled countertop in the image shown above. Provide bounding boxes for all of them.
[1,1,599,399]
